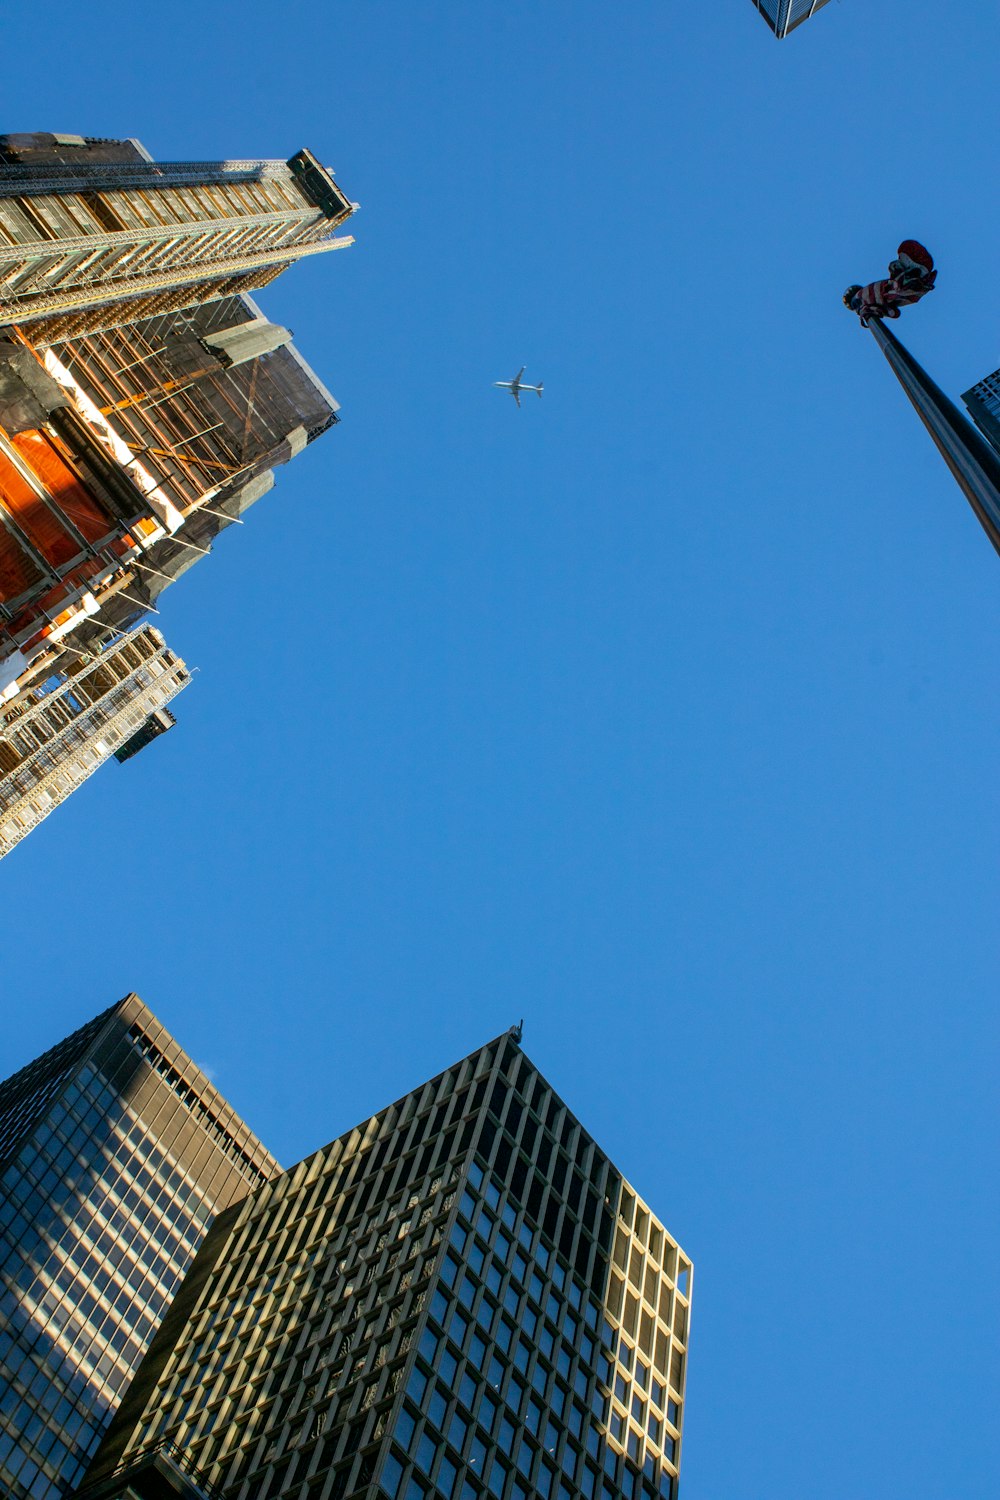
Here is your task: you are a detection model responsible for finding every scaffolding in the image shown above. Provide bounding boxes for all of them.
[0,624,190,857]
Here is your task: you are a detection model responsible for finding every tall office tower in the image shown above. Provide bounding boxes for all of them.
[749,0,832,36]
[0,995,279,1500]
[0,132,351,738]
[77,1028,692,1500]
[962,366,1000,456]
[0,133,356,342]
[0,623,190,859]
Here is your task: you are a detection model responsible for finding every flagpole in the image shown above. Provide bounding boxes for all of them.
[865,316,1000,558]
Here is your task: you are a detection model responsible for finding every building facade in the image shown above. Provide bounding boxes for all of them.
[748,0,832,37]
[0,623,190,859]
[0,996,279,1500]
[77,1028,692,1500]
[961,366,1000,457]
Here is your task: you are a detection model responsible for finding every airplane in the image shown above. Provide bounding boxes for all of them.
[493,367,543,407]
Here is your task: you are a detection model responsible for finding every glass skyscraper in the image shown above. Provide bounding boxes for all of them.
[748,0,832,37]
[0,995,278,1500]
[76,1027,692,1500]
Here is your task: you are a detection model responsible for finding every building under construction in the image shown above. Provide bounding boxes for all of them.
[0,132,355,852]
[0,623,190,858]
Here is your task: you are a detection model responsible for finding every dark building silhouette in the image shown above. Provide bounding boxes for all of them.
[0,996,278,1499]
[76,1028,692,1500]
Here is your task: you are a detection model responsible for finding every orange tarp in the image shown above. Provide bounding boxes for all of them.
[0,429,120,604]
[11,430,116,546]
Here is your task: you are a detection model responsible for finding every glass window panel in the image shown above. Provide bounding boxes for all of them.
[396,1407,418,1450]
[416,1432,438,1475]
[460,1373,478,1410]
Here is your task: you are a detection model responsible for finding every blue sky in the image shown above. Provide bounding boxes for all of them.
[3,3,999,1497]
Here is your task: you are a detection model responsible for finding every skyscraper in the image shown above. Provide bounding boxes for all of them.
[0,132,353,842]
[961,366,1000,457]
[0,134,356,342]
[0,996,279,1500]
[0,623,191,859]
[77,1027,692,1500]
[748,0,832,37]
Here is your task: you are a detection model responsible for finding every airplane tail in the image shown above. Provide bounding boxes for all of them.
[536,382,544,398]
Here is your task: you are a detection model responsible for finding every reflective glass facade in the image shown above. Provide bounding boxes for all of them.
[0,996,278,1500]
[749,0,832,37]
[77,1029,691,1500]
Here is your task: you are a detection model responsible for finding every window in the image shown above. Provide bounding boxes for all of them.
[380,1453,404,1498]
[416,1431,438,1475]
[488,1458,508,1497]
[479,1393,498,1434]
[429,1386,448,1430]
[459,1373,478,1410]
[441,1256,460,1288]
[438,1456,458,1498]
[469,1435,489,1478]
[421,1327,441,1362]
[396,1407,417,1451]
[448,1412,468,1453]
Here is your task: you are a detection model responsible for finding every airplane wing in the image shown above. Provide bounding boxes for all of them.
[513,367,525,385]
[512,387,521,407]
